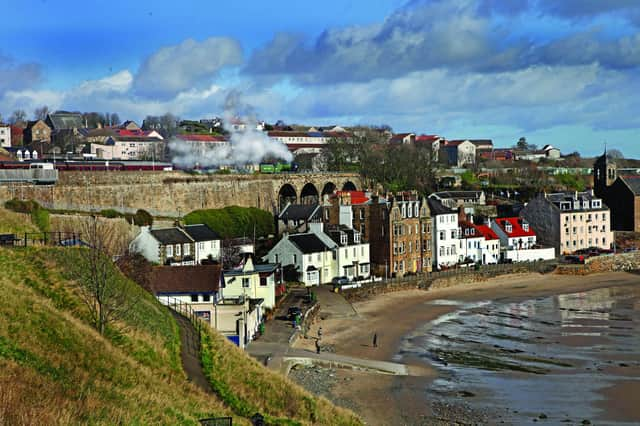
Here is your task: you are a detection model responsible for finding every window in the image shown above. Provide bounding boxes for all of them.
[324,209,329,221]
[345,248,349,259]
[293,254,297,263]
[402,205,407,218]
[592,200,601,208]
[360,264,369,274]
[505,223,512,233]
[199,242,204,250]
[183,244,190,256]
[191,294,198,302]
[451,230,457,239]
[317,253,321,261]
[573,227,577,234]
[407,204,412,218]
[359,209,365,220]
[353,247,356,257]
[242,278,250,288]
[354,231,361,243]
[307,272,315,281]
[274,254,279,263]
[340,233,348,244]
[360,223,365,235]
[202,294,211,302]
[361,246,364,256]
[260,277,267,286]
[175,244,181,256]
[439,247,444,256]
[409,242,412,253]
[166,245,173,258]
[440,231,445,240]
[415,204,419,217]
[522,223,529,232]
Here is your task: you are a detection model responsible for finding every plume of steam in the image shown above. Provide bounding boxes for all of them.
[169,91,292,169]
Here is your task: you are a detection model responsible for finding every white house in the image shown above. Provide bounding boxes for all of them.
[458,221,500,264]
[491,217,555,262]
[130,223,220,265]
[263,222,370,286]
[182,224,222,262]
[428,198,460,269]
[0,125,11,148]
[222,254,280,309]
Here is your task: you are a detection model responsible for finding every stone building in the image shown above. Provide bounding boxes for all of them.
[323,191,432,276]
[593,152,640,232]
[521,191,613,256]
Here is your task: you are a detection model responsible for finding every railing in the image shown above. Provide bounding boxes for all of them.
[157,295,205,351]
[0,231,85,247]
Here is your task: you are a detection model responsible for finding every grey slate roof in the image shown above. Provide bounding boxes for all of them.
[150,228,192,244]
[621,176,640,195]
[325,225,359,246]
[427,197,456,215]
[289,233,331,254]
[278,203,321,221]
[183,224,220,241]
[46,112,84,130]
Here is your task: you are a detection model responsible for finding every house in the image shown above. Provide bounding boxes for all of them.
[150,265,222,321]
[458,218,501,264]
[130,226,197,266]
[514,145,560,162]
[120,120,141,131]
[428,198,460,269]
[263,222,370,285]
[490,217,555,261]
[388,133,415,144]
[222,254,280,309]
[182,224,222,262]
[430,191,486,209]
[10,125,23,147]
[415,134,443,161]
[90,135,164,160]
[0,125,11,148]
[443,140,476,167]
[475,224,501,264]
[173,134,229,160]
[522,191,613,256]
[323,191,432,276]
[276,202,322,235]
[481,148,513,161]
[593,151,640,232]
[23,120,51,146]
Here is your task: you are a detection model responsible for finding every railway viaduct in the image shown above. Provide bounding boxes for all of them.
[0,171,361,217]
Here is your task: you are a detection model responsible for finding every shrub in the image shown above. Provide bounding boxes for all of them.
[133,209,153,226]
[184,206,274,239]
[4,199,41,214]
[99,209,122,219]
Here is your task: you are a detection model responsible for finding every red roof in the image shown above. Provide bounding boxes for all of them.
[10,125,23,136]
[416,134,440,142]
[176,134,227,142]
[494,217,536,238]
[475,225,499,241]
[335,190,369,205]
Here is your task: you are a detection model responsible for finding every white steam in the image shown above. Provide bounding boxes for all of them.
[169,92,292,168]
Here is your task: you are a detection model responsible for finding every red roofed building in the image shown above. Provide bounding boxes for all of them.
[10,125,23,147]
[458,220,500,264]
[489,216,554,262]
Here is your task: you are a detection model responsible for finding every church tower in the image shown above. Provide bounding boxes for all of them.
[593,149,617,197]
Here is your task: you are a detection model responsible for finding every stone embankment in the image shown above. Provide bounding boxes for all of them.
[556,252,640,275]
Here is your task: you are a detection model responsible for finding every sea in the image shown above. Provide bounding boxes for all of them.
[398,282,640,425]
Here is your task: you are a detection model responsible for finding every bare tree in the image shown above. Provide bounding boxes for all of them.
[9,110,27,125]
[72,215,137,335]
[34,105,50,121]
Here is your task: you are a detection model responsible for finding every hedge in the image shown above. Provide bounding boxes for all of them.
[184,206,273,239]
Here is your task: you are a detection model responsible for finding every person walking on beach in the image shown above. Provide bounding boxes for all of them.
[373,332,378,348]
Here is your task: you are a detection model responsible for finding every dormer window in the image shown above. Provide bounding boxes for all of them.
[522,223,529,232]
[354,232,361,243]
[592,200,601,208]
[505,222,513,233]
[340,233,347,245]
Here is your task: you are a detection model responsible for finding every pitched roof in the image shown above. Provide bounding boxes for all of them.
[459,221,483,239]
[475,225,499,240]
[176,134,228,142]
[325,225,360,246]
[149,265,221,294]
[279,203,321,221]
[493,217,536,238]
[335,190,370,205]
[150,228,192,244]
[288,233,331,254]
[427,197,456,215]
[620,176,640,195]
[46,112,84,130]
[183,224,220,241]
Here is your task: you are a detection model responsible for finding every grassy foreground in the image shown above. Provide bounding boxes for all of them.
[0,246,360,425]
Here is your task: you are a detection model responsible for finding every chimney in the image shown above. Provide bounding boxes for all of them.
[309,222,324,235]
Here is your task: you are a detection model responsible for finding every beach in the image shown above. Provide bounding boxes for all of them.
[290,271,640,425]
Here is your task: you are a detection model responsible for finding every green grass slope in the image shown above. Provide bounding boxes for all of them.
[0,247,360,425]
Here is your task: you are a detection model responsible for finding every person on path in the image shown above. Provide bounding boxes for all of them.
[318,327,323,340]
[315,339,321,354]
[373,332,378,348]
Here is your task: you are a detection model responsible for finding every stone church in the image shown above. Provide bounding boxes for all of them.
[593,151,640,232]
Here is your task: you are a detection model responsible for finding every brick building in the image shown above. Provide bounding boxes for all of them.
[323,191,432,276]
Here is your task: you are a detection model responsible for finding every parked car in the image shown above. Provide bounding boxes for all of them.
[331,276,350,285]
[287,306,302,320]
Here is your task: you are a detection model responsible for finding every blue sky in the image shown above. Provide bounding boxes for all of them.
[1,0,639,157]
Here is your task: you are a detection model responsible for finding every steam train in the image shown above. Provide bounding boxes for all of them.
[0,160,173,172]
[258,162,299,174]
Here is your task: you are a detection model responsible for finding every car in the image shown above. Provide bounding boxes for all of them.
[287,306,302,320]
[331,276,350,285]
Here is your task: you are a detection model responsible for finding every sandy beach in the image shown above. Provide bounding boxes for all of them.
[291,271,640,425]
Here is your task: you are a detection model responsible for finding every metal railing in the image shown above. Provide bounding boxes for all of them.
[157,295,205,354]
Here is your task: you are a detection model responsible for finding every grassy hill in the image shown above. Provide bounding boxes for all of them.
[0,245,360,425]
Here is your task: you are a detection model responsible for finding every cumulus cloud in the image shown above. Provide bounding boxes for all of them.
[0,54,43,96]
[133,37,243,99]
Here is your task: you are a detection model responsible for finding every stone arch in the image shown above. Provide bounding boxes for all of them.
[278,184,297,210]
[300,182,319,205]
[321,181,336,196]
[342,181,357,191]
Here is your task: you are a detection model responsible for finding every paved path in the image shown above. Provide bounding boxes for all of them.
[171,311,213,394]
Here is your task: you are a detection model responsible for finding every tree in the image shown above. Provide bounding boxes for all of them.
[10,110,27,125]
[110,113,120,127]
[515,137,528,150]
[71,215,137,335]
[34,105,49,121]
[607,148,624,160]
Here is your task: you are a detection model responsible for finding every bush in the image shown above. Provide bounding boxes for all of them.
[184,206,274,239]
[133,209,153,226]
[4,199,41,214]
[99,209,123,218]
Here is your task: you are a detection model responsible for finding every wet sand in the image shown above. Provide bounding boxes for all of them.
[291,271,640,425]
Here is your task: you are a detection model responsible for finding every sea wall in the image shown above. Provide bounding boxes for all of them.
[556,252,640,275]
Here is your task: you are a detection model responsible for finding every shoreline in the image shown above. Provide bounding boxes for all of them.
[290,271,640,425]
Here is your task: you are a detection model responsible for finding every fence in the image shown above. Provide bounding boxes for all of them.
[157,295,206,357]
[0,231,85,247]
[341,260,557,299]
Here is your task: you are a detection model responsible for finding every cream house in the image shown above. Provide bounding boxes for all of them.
[222,254,279,309]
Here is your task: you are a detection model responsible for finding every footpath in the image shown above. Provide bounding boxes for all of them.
[171,311,213,394]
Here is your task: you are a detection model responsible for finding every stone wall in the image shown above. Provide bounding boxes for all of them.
[556,252,640,275]
[0,171,361,217]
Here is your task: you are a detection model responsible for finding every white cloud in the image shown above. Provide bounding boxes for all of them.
[133,37,243,99]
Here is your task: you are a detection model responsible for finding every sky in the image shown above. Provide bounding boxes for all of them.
[1,0,639,157]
